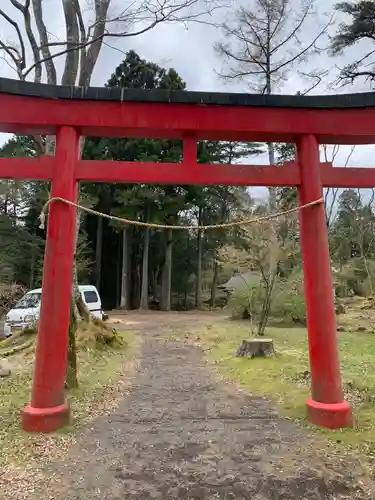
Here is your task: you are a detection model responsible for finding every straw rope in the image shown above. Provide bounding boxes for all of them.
[39,196,324,231]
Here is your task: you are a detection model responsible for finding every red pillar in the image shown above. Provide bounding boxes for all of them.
[22,127,79,433]
[298,134,352,429]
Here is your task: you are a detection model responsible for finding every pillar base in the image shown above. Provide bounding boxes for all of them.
[306,399,353,429]
[21,400,70,433]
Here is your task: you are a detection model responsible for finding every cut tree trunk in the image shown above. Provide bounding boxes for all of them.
[0,359,11,377]
[236,338,275,358]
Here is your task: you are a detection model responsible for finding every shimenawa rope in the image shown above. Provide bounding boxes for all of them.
[38,196,324,231]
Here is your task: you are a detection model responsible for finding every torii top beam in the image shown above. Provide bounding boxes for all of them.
[0,77,375,144]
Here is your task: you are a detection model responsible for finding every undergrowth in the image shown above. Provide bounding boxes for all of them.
[0,328,135,468]
[193,319,375,464]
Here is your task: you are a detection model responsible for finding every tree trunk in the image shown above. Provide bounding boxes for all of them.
[258,270,277,336]
[140,227,150,310]
[161,228,173,311]
[210,199,227,309]
[151,268,159,301]
[119,227,128,309]
[66,203,81,389]
[263,142,278,333]
[95,217,103,291]
[65,297,78,389]
[116,235,121,307]
[267,143,276,210]
[67,190,93,390]
[210,251,219,308]
[133,264,141,309]
[258,287,272,336]
[195,206,203,309]
[261,69,278,335]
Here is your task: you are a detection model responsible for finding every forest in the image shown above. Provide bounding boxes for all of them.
[0,0,374,322]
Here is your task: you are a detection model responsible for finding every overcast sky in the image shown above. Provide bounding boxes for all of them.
[0,0,375,200]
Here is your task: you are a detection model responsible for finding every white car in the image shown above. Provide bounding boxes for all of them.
[3,285,103,338]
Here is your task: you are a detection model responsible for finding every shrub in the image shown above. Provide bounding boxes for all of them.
[229,269,347,326]
[229,270,307,324]
[337,258,375,297]
[272,274,306,324]
[0,283,27,317]
[229,283,265,319]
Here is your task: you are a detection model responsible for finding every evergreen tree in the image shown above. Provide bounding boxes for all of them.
[84,50,262,311]
[331,1,375,85]
[0,51,262,313]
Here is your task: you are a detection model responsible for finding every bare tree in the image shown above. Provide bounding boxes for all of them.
[0,0,224,387]
[1,0,223,85]
[214,0,332,336]
[215,0,331,95]
[218,206,297,336]
[214,0,332,171]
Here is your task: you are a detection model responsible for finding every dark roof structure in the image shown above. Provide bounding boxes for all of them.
[1,77,375,109]
[218,272,261,291]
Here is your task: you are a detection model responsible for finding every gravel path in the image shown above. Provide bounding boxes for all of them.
[34,320,369,499]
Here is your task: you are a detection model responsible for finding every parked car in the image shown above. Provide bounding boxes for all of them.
[3,285,103,338]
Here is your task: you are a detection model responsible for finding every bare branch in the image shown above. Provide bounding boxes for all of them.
[298,70,326,94]
[8,0,42,83]
[22,0,223,85]
[0,51,20,76]
[0,7,26,75]
[270,16,333,76]
[0,42,22,79]
[0,0,223,110]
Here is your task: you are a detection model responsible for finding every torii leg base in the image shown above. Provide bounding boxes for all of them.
[21,400,70,433]
[306,399,353,429]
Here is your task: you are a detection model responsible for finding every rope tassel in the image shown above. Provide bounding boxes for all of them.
[38,196,325,231]
[39,211,46,230]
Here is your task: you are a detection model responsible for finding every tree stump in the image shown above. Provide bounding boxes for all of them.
[236,338,275,358]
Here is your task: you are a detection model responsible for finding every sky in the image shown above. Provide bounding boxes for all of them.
[0,0,375,201]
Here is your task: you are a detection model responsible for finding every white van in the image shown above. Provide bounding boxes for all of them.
[3,285,103,338]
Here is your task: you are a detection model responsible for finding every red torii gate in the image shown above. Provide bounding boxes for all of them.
[2,78,374,433]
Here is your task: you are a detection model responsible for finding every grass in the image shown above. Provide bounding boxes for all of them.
[193,319,375,461]
[0,330,136,469]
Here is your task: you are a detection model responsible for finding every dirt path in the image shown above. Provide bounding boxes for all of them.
[32,313,369,499]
